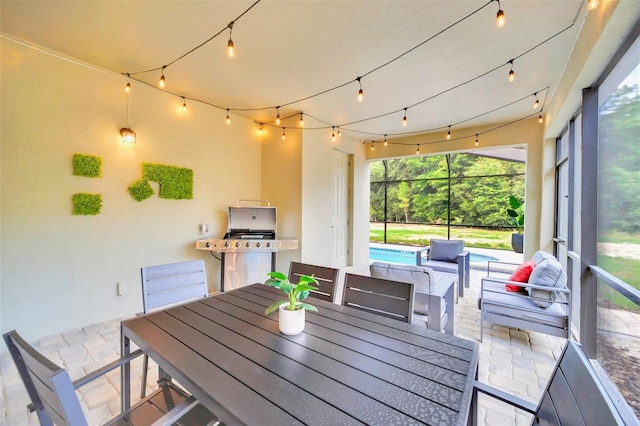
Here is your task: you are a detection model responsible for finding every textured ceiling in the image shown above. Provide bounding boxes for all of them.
[1,0,587,142]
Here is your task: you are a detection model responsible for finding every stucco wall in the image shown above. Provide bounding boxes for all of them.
[1,38,262,340]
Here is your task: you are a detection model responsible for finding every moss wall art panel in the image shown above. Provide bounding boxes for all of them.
[128,163,194,202]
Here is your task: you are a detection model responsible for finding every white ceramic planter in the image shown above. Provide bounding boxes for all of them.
[278,304,305,335]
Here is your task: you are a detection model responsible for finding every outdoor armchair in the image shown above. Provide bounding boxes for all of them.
[416,238,470,297]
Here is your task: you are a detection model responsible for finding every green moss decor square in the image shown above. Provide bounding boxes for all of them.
[72,193,102,215]
[73,153,102,178]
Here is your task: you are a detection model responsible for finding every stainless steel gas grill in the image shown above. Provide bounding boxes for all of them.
[196,200,298,291]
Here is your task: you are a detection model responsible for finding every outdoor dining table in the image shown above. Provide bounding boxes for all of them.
[120,283,479,425]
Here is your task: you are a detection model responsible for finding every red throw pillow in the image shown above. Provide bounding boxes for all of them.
[505,260,535,292]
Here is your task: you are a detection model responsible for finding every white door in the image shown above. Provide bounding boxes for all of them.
[330,150,349,267]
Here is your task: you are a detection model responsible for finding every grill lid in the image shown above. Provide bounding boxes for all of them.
[226,200,276,237]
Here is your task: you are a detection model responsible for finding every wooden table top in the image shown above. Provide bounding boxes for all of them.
[121,283,479,425]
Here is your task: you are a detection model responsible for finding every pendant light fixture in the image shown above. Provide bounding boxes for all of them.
[159,66,166,88]
[120,90,136,144]
[507,60,515,82]
[496,0,505,28]
[356,77,364,102]
[227,21,235,58]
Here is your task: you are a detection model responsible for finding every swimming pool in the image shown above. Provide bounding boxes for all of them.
[370,246,498,265]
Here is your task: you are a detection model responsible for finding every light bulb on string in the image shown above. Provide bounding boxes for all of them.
[159,66,166,88]
[226,109,231,125]
[371,141,375,151]
[533,93,539,109]
[496,1,505,27]
[384,135,388,146]
[402,108,408,126]
[258,125,264,135]
[125,74,131,93]
[588,0,598,10]
[275,107,281,125]
[475,134,479,146]
[447,126,451,140]
[300,113,304,127]
[338,128,342,137]
[538,114,544,124]
[507,60,515,82]
[227,21,235,58]
[182,97,187,112]
[416,145,420,155]
[356,77,364,102]
[282,128,286,140]
[331,127,336,142]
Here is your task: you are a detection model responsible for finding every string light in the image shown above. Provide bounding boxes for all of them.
[508,60,515,82]
[356,77,364,102]
[475,134,479,146]
[416,144,420,155]
[538,113,544,124]
[182,97,187,112]
[331,127,336,142]
[258,124,264,135]
[533,92,539,109]
[402,108,408,126]
[159,66,166,88]
[447,126,451,140]
[281,128,286,140]
[496,0,505,27]
[275,107,281,125]
[227,21,235,58]
[338,128,342,138]
[371,141,375,151]
[125,74,131,93]
[588,0,598,10]
[384,135,388,146]
[300,113,304,127]
[226,109,231,124]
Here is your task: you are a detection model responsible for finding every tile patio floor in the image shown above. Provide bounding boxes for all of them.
[1,260,568,426]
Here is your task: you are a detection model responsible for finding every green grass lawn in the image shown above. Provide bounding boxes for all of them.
[597,254,640,311]
[369,222,514,250]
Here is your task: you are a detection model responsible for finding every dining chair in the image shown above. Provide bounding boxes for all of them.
[471,340,636,425]
[288,261,339,303]
[140,259,209,397]
[341,273,414,323]
[3,330,220,426]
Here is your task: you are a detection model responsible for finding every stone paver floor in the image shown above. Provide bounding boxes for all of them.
[1,267,567,425]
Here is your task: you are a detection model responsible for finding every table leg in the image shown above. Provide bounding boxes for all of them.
[444,281,455,335]
[120,327,131,412]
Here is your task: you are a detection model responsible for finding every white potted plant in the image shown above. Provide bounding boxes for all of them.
[264,272,319,335]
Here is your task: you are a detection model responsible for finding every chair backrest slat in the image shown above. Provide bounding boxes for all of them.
[142,259,208,312]
[342,273,414,323]
[288,262,339,302]
[535,341,626,425]
[3,330,87,426]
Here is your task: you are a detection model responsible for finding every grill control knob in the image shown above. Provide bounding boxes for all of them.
[245,242,251,248]
[266,242,272,248]
[223,241,230,248]
[205,242,211,248]
[235,241,241,248]
[256,242,262,248]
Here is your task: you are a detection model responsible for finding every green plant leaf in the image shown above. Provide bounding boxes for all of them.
[265,299,287,316]
[298,303,318,312]
[267,271,288,281]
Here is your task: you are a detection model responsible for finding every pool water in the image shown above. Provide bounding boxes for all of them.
[370,247,498,265]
